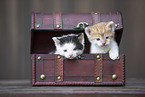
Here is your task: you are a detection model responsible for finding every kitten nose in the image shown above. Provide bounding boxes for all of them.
[102,43,106,46]
[69,55,73,58]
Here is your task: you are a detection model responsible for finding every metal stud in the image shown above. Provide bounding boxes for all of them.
[112,74,118,80]
[56,24,61,28]
[96,76,101,81]
[115,23,119,28]
[37,56,41,61]
[36,24,40,28]
[57,75,61,80]
[78,55,84,59]
[78,55,81,59]
[40,74,46,80]
[57,55,61,59]
[96,55,101,59]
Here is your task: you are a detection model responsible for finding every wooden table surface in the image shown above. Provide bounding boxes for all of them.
[0,78,145,97]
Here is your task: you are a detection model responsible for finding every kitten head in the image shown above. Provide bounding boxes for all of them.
[85,21,115,47]
[52,33,84,59]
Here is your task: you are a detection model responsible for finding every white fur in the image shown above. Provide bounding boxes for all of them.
[90,39,119,60]
[85,21,119,60]
[54,43,84,59]
[52,33,84,59]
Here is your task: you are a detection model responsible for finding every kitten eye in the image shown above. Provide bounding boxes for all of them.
[96,38,100,41]
[63,50,67,52]
[73,48,77,51]
[106,36,109,39]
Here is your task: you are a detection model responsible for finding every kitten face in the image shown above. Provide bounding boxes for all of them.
[85,21,115,47]
[91,32,114,47]
[52,33,84,59]
[56,43,83,59]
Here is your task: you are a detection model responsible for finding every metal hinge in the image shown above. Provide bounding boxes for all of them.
[74,22,89,29]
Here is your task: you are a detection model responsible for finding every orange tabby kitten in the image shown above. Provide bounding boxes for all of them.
[85,21,119,60]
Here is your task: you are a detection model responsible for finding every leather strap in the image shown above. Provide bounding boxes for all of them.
[55,55,63,82]
[53,12,62,29]
[111,12,121,28]
[35,13,43,29]
[94,54,103,82]
[92,12,100,25]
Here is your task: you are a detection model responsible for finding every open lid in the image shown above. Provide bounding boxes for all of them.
[31,12,123,54]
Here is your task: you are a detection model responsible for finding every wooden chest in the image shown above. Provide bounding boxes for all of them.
[31,12,125,86]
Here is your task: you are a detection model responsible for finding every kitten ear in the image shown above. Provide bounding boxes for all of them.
[52,37,60,46]
[78,33,84,45]
[106,21,115,32]
[85,27,92,38]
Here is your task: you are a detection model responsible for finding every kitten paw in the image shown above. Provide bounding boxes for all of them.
[109,53,119,60]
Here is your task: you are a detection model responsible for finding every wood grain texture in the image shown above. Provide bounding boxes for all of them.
[0,79,145,97]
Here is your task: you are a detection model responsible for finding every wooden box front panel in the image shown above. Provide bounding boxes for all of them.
[32,54,125,86]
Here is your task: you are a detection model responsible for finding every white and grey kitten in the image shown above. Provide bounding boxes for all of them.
[85,21,119,60]
[50,33,84,59]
